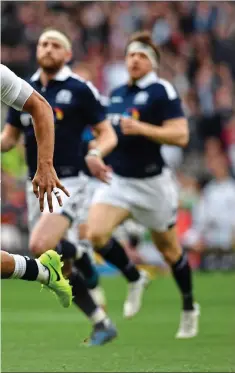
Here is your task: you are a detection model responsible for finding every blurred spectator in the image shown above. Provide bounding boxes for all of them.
[183,152,235,251]
[193,2,218,32]
[222,115,235,176]
[72,62,94,81]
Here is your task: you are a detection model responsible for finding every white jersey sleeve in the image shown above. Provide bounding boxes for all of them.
[0,64,34,111]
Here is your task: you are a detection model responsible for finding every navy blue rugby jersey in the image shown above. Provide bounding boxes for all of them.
[105,71,185,178]
[6,66,106,179]
[79,95,109,177]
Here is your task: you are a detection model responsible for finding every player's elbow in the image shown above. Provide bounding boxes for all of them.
[24,90,53,118]
[179,129,189,147]
[33,95,52,118]
[110,128,118,149]
[100,122,118,151]
[177,121,189,148]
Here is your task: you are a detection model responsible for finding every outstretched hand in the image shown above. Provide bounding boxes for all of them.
[32,163,70,213]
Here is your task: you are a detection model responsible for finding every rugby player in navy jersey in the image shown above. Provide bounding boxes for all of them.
[2,29,118,346]
[87,31,200,339]
[72,107,148,312]
[1,64,72,308]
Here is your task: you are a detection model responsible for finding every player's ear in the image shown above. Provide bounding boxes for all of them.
[65,50,73,64]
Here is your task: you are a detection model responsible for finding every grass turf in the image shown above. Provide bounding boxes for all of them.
[1,272,234,372]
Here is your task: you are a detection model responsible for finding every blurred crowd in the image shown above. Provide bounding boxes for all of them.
[1,1,235,269]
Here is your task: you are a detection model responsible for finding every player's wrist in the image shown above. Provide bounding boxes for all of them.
[37,159,53,167]
[87,148,102,158]
[139,122,158,138]
[137,121,146,136]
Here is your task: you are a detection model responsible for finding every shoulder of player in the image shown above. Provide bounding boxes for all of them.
[150,78,178,101]
[110,84,127,97]
[68,73,101,99]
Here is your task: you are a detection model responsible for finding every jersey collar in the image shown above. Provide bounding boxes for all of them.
[135,71,158,89]
[30,65,72,82]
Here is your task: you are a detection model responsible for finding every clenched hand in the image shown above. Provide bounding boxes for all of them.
[120,117,143,135]
[85,155,112,184]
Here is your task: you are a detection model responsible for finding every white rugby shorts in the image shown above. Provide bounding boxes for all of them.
[78,177,103,223]
[92,168,179,232]
[26,172,89,233]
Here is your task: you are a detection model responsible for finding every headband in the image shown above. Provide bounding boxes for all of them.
[39,30,71,51]
[126,41,159,69]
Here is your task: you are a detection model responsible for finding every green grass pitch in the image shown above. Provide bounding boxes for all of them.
[1,272,234,372]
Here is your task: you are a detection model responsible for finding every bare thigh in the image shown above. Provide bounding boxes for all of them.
[79,222,88,241]
[29,214,70,257]
[87,203,130,248]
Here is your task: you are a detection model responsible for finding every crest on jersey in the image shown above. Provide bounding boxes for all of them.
[55,90,72,104]
[111,96,123,103]
[133,91,149,105]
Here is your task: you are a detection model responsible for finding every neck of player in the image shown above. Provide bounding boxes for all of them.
[40,69,58,87]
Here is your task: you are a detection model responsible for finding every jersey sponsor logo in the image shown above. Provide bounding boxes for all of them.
[107,108,140,125]
[107,113,121,126]
[55,89,72,104]
[145,163,158,173]
[133,91,149,105]
[111,96,123,103]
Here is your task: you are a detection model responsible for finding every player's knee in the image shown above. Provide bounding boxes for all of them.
[87,228,110,249]
[79,223,88,241]
[29,239,48,257]
[160,244,182,264]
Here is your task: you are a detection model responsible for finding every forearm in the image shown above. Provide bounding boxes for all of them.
[92,121,118,157]
[25,94,54,166]
[95,132,117,158]
[138,119,189,147]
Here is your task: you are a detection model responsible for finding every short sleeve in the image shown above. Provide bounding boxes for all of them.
[81,82,106,126]
[162,97,184,121]
[158,80,185,121]
[1,64,33,111]
[6,106,23,129]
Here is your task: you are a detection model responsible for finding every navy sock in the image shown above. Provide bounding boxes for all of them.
[56,239,76,260]
[98,238,140,282]
[171,253,194,311]
[22,257,39,281]
[75,252,99,290]
[56,239,99,289]
[70,271,97,317]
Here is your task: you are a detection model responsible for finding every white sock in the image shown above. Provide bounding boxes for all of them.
[76,241,95,263]
[90,307,110,326]
[10,254,27,279]
[75,244,85,260]
[35,259,49,284]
